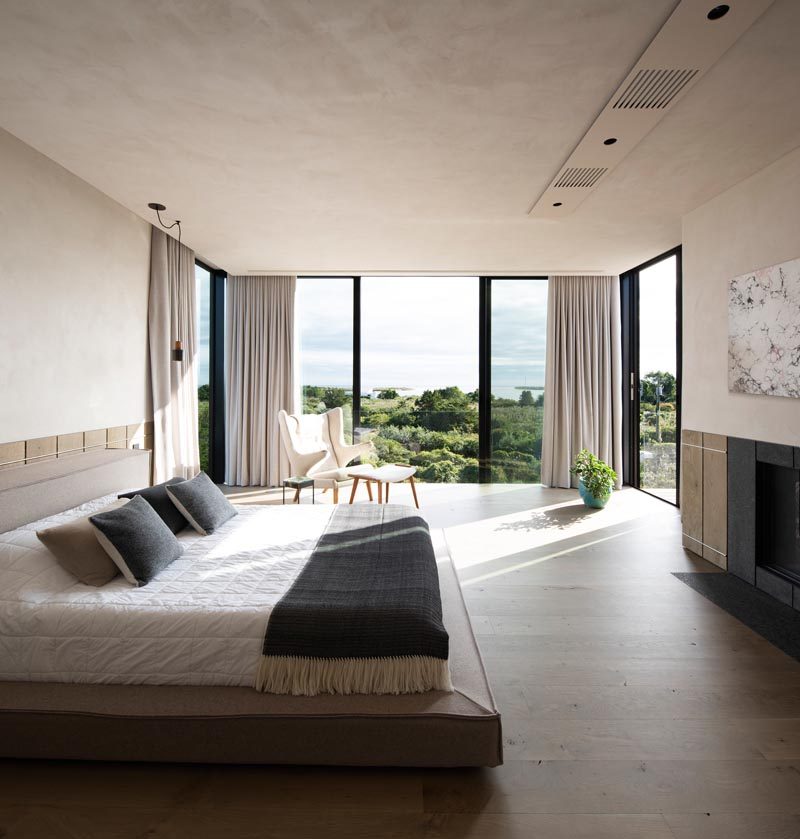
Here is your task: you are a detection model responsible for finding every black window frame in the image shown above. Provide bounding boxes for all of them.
[620,245,682,506]
[195,258,227,483]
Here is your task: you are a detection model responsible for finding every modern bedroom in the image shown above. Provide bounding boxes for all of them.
[1,0,800,837]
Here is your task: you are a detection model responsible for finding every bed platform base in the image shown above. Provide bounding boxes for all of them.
[0,552,501,766]
[0,447,501,767]
[1,704,500,767]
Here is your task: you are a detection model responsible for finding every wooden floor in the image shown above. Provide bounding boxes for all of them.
[4,484,800,838]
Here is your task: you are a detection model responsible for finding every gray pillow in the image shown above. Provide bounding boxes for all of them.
[119,478,188,534]
[165,472,237,535]
[90,495,184,586]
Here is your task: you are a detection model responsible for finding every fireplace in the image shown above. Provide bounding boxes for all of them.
[729,439,800,609]
[757,461,800,585]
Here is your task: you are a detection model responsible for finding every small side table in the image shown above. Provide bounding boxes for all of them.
[283,476,315,504]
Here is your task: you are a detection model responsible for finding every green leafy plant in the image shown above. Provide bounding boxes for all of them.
[299,383,544,483]
[570,449,617,501]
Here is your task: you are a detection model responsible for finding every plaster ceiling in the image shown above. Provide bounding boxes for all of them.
[0,0,798,275]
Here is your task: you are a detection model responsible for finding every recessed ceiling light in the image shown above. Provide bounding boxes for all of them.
[707,4,730,20]
[603,137,618,145]
[552,202,563,207]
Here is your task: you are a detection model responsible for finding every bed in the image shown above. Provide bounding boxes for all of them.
[0,449,502,766]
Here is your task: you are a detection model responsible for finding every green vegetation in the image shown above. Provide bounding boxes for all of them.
[302,386,350,412]
[201,370,677,490]
[302,384,544,483]
[640,371,676,405]
[639,371,677,491]
[488,390,544,483]
[198,384,209,473]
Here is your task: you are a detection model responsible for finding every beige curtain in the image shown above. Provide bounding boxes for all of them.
[148,227,200,483]
[541,275,623,489]
[225,275,295,486]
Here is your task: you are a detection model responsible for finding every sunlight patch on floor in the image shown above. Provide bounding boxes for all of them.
[443,488,672,570]
[457,526,644,586]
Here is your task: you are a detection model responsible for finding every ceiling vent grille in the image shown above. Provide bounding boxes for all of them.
[553,167,608,189]
[529,0,774,218]
[613,68,699,109]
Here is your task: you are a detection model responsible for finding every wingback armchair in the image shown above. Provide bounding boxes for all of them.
[277,407,374,502]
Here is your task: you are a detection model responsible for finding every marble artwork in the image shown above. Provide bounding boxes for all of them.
[728,256,800,398]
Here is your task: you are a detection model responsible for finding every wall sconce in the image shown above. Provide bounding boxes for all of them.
[148,202,182,245]
[149,202,184,363]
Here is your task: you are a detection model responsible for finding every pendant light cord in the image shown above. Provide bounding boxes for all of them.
[154,207,182,245]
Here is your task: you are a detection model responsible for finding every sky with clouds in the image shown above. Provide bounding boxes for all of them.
[638,255,678,375]
[196,265,211,386]
[197,264,676,395]
[297,276,549,399]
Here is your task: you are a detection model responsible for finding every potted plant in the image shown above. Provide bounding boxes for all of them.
[570,449,617,509]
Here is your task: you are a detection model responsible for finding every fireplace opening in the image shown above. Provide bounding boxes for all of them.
[756,461,800,584]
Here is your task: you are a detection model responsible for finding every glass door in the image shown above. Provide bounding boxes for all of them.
[622,249,681,504]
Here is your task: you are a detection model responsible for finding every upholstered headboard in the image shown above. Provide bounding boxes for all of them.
[0,449,151,533]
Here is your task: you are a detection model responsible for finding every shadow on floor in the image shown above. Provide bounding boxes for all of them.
[494,503,600,532]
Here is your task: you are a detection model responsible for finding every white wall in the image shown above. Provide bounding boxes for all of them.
[682,146,800,445]
[0,128,151,443]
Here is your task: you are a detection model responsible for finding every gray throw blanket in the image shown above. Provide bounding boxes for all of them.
[256,504,452,696]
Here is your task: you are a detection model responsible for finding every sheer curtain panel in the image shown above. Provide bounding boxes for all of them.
[148,227,200,483]
[541,275,623,489]
[225,275,296,486]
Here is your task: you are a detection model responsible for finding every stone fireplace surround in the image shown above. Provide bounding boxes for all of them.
[682,430,800,611]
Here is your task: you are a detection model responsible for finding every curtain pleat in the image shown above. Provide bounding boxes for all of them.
[225,275,295,486]
[148,227,200,483]
[541,275,623,489]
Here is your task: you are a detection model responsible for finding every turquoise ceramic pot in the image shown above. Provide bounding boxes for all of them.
[578,478,610,509]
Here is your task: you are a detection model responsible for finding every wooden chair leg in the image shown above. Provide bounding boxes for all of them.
[293,488,300,504]
[385,482,390,503]
[409,476,420,509]
[377,482,383,504]
[333,485,339,504]
[348,478,359,504]
[366,481,373,502]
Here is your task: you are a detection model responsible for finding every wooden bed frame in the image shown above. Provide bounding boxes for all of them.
[0,450,502,767]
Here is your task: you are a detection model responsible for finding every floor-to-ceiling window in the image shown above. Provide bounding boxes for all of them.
[295,275,549,483]
[361,276,479,482]
[489,279,548,482]
[622,248,681,504]
[296,277,355,441]
[195,262,211,472]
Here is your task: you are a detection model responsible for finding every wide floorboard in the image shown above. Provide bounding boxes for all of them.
[3,484,800,838]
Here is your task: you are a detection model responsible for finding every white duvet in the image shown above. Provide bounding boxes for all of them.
[0,495,335,687]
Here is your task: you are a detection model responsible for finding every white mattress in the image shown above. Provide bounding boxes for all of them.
[0,495,335,687]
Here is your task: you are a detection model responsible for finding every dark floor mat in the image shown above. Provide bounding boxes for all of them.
[673,572,800,662]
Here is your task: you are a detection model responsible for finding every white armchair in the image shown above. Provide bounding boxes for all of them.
[325,406,374,470]
[277,407,374,503]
